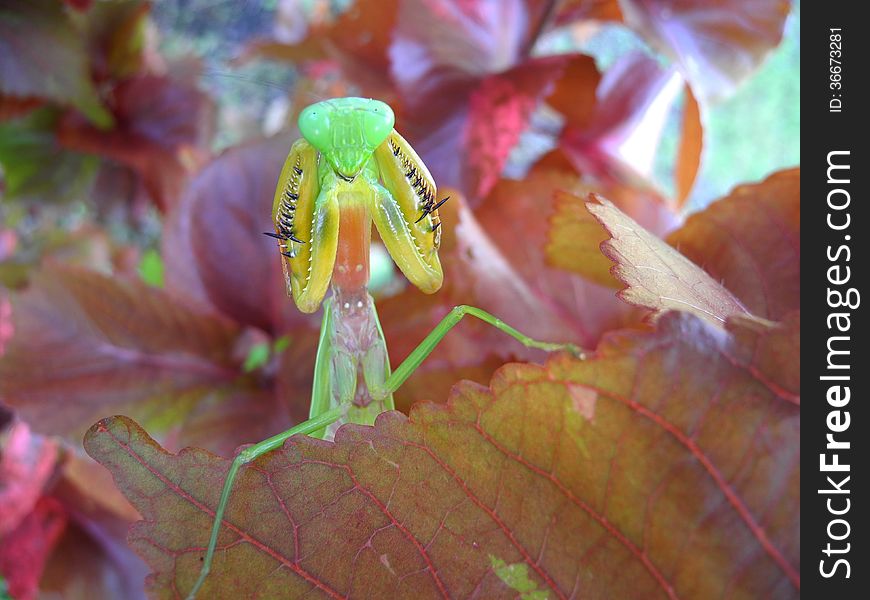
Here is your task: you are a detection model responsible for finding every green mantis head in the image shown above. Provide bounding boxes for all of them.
[298,97,395,179]
[272,98,444,313]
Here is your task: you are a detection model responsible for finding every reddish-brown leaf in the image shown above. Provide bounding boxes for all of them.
[0,0,112,126]
[544,54,601,130]
[0,94,43,121]
[242,0,399,93]
[667,169,800,321]
[476,167,673,345]
[63,0,93,10]
[390,0,563,199]
[57,74,215,210]
[0,267,292,455]
[84,310,799,599]
[726,312,800,404]
[37,516,148,600]
[588,194,750,325]
[620,0,790,103]
[553,0,622,24]
[379,190,587,411]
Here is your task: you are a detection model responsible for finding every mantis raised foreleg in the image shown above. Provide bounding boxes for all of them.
[186,98,581,599]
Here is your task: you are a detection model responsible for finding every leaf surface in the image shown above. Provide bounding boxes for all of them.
[667,169,799,320]
[588,195,749,325]
[476,166,674,346]
[674,86,702,205]
[390,0,563,199]
[0,267,291,455]
[84,311,799,599]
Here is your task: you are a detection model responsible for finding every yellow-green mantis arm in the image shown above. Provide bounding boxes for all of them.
[185,97,582,599]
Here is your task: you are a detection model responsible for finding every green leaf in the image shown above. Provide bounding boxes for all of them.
[0,108,99,203]
[137,249,164,288]
[242,342,270,373]
[272,335,290,355]
[85,311,799,599]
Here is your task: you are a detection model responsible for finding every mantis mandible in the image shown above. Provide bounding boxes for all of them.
[187,97,581,598]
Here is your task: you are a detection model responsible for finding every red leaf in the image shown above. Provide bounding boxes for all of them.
[63,0,93,10]
[390,0,562,199]
[667,168,800,321]
[464,56,568,198]
[162,134,311,335]
[0,267,290,455]
[620,0,790,103]
[379,191,586,410]
[476,167,668,345]
[84,310,799,598]
[57,74,215,210]
[0,95,43,122]
[0,496,68,600]
[544,54,601,130]
[242,0,399,93]
[391,0,549,93]
[0,422,59,536]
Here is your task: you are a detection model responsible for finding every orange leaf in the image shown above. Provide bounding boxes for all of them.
[674,85,703,206]
[546,190,619,288]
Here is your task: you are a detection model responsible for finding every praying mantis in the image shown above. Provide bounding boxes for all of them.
[187,97,581,598]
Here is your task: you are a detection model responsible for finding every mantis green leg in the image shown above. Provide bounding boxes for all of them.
[185,407,344,599]
[307,299,334,438]
[187,304,579,598]
[371,305,584,400]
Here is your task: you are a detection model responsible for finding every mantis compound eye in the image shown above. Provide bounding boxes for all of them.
[299,98,395,179]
